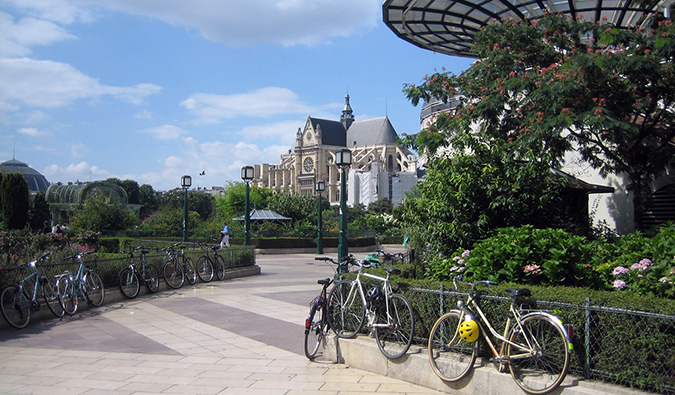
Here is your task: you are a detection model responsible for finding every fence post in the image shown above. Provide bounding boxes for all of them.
[440,284,445,316]
[585,297,591,379]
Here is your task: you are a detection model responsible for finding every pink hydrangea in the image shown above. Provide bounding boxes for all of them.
[613,266,629,276]
[613,280,627,289]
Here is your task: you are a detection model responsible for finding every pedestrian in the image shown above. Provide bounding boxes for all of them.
[42,220,52,234]
[220,222,230,248]
[55,224,63,234]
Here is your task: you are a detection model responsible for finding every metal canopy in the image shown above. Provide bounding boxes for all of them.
[232,209,292,221]
[382,0,673,58]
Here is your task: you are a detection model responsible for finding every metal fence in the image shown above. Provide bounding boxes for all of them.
[398,284,675,395]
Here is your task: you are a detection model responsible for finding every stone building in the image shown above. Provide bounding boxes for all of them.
[251,95,418,207]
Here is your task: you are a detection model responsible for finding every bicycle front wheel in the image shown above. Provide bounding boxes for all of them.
[327,280,365,339]
[507,314,570,394]
[144,264,160,293]
[42,277,65,317]
[196,256,214,282]
[84,271,105,307]
[428,311,477,382]
[58,276,78,315]
[214,255,226,281]
[184,257,197,285]
[1,285,31,329]
[374,293,415,359]
[119,268,140,299]
[304,303,327,360]
[163,260,184,289]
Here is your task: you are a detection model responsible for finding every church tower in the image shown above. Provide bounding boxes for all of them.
[340,94,354,131]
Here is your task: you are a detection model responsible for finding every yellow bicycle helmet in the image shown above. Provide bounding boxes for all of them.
[459,319,479,342]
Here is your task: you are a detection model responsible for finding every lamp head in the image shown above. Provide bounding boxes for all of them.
[181,175,192,188]
[241,166,254,181]
[335,148,352,167]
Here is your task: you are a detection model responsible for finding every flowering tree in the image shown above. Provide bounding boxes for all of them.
[403,12,675,230]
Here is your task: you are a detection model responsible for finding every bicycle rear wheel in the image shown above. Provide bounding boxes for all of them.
[144,264,160,293]
[304,303,327,360]
[428,311,477,382]
[58,276,78,315]
[327,280,365,339]
[119,268,140,299]
[214,255,226,281]
[184,256,197,285]
[42,277,65,317]
[1,285,31,329]
[374,293,415,359]
[507,314,570,394]
[163,260,184,289]
[196,256,214,282]
[84,271,105,307]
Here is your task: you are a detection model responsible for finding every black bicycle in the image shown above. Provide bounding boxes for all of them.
[195,242,226,282]
[119,247,159,298]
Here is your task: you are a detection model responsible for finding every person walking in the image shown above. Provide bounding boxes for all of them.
[220,222,230,248]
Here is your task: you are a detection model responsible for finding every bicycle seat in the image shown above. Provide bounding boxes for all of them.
[505,288,531,298]
[384,267,401,275]
[317,278,331,285]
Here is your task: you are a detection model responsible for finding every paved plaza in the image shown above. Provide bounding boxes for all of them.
[0,251,444,395]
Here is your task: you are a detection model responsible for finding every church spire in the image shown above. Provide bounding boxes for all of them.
[340,93,354,131]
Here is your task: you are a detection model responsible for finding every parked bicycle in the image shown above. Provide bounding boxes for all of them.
[161,244,196,289]
[327,254,415,359]
[1,252,65,329]
[195,242,226,282]
[304,256,347,360]
[119,247,160,298]
[428,276,572,394]
[57,250,105,315]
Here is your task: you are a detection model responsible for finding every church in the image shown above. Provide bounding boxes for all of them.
[250,95,419,207]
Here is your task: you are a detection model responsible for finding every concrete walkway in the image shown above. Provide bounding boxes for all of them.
[0,252,443,395]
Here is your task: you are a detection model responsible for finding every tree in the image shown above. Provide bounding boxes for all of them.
[160,189,215,221]
[267,192,316,222]
[106,178,141,204]
[0,172,30,230]
[403,13,675,230]
[29,191,51,231]
[217,181,272,219]
[138,184,159,219]
[367,197,393,214]
[70,194,139,231]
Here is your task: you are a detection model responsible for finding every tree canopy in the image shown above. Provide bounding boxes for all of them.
[403,13,675,230]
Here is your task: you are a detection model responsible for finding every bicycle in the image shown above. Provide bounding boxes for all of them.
[327,254,415,359]
[195,242,226,282]
[304,256,346,360]
[427,276,572,394]
[161,244,197,289]
[119,247,160,299]
[57,250,105,315]
[1,252,65,329]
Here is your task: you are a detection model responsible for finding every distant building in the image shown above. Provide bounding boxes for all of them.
[0,157,50,193]
[251,95,419,207]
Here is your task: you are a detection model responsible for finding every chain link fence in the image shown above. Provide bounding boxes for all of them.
[398,284,675,394]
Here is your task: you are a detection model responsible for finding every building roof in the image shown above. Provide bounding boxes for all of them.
[0,158,50,193]
[383,0,671,58]
[346,117,398,147]
[308,117,346,147]
[232,209,292,221]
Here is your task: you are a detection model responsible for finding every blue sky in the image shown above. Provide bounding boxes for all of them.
[0,0,473,191]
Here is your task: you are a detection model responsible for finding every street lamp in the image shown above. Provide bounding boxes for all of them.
[241,166,254,246]
[315,180,325,254]
[181,175,192,243]
[335,148,352,263]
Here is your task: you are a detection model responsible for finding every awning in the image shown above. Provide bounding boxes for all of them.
[232,209,292,221]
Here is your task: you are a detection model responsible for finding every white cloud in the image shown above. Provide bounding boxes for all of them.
[0,58,162,109]
[236,120,303,142]
[42,161,110,183]
[0,11,76,57]
[139,124,189,140]
[181,87,317,123]
[18,127,51,137]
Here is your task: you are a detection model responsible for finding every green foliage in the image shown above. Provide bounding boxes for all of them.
[28,191,50,230]
[0,172,30,230]
[106,178,140,204]
[267,191,316,222]
[160,189,214,221]
[70,194,139,231]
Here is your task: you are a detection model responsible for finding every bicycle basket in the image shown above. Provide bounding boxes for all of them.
[309,295,320,308]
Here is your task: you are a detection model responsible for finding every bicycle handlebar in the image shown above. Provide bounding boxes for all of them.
[453,275,498,291]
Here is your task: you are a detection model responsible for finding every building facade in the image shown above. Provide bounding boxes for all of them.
[251,95,418,207]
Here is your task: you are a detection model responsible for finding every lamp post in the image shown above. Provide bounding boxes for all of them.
[181,175,192,243]
[241,166,254,246]
[335,148,352,263]
[315,180,325,254]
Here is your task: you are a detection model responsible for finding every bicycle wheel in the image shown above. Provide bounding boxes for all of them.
[374,293,415,359]
[42,277,65,317]
[1,285,31,329]
[163,259,184,289]
[84,271,105,307]
[507,314,570,394]
[304,303,327,360]
[58,276,78,315]
[196,256,214,283]
[144,264,160,293]
[119,268,140,299]
[214,255,226,281]
[428,311,477,382]
[184,256,197,285]
[327,280,365,339]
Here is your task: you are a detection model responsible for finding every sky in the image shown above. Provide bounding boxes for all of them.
[0,0,473,191]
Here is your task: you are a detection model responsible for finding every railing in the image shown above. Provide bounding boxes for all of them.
[399,285,675,395]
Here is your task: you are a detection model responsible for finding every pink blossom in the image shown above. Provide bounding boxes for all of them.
[613,280,627,289]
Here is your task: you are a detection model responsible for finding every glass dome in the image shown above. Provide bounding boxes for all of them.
[0,158,50,193]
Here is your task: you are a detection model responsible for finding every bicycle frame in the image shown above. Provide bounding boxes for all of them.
[345,266,395,328]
